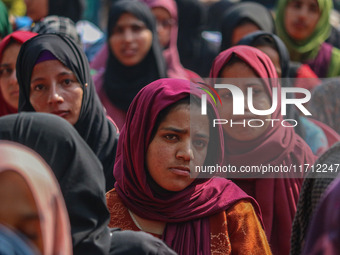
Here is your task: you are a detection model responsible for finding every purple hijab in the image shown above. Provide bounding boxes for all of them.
[113,78,262,254]
[302,177,340,255]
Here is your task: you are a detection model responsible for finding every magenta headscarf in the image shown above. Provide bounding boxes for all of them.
[210,45,316,255]
[113,78,262,255]
[141,0,199,80]
[0,31,37,117]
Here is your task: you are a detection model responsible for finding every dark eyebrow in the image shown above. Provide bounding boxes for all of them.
[195,133,209,139]
[0,64,11,67]
[160,127,187,134]
[160,127,209,139]
[31,77,45,83]
[57,71,74,76]
[19,213,40,223]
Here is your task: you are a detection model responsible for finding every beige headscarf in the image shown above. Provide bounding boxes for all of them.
[0,141,72,255]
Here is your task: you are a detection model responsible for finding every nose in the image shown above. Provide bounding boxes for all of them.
[123,29,134,42]
[297,6,308,19]
[47,85,64,104]
[176,140,194,161]
[8,69,18,86]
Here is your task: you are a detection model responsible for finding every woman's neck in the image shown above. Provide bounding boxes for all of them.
[128,209,166,235]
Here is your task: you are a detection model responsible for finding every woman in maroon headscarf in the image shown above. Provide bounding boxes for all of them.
[0,31,37,117]
[209,45,316,255]
[106,78,271,255]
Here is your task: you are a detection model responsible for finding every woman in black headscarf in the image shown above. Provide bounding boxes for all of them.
[16,33,119,191]
[219,2,275,51]
[93,0,167,130]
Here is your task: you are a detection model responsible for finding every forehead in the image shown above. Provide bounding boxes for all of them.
[159,103,209,132]
[288,0,319,6]
[116,13,145,26]
[32,59,70,74]
[1,42,21,61]
[220,60,258,78]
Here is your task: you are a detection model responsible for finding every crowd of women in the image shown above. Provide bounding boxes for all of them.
[1,0,340,254]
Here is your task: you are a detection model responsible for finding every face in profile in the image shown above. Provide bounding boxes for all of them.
[0,42,21,109]
[284,0,321,41]
[24,0,48,22]
[151,7,173,48]
[29,59,83,125]
[146,103,209,192]
[109,13,153,66]
[217,61,272,141]
[0,171,43,253]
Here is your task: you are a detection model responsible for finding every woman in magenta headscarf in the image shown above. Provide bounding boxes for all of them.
[106,78,271,255]
[0,31,37,117]
[209,45,316,255]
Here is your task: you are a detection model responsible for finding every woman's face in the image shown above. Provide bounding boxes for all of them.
[29,59,83,125]
[0,171,43,253]
[284,0,321,41]
[256,45,282,78]
[0,43,21,109]
[109,13,153,66]
[151,7,172,48]
[232,22,260,46]
[146,103,209,192]
[24,0,48,22]
[217,61,272,141]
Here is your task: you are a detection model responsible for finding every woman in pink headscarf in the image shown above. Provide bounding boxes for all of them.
[0,31,37,117]
[209,45,316,255]
[106,78,271,255]
[0,141,72,255]
[141,0,200,79]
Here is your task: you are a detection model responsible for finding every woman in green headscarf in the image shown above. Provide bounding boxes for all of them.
[0,0,12,40]
[276,0,340,77]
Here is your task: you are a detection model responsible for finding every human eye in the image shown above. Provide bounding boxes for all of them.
[164,134,178,141]
[62,78,74,86]
[309,3,319,13]
[32,84,45,91]
[131,24,145,32]
[112,26,124,35]
[0,67,13,78]
[220,90,232,99]
[193,139,208,150]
